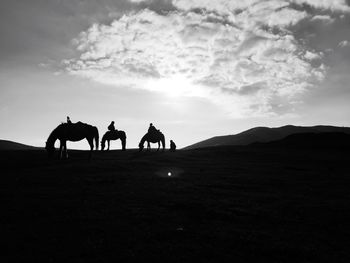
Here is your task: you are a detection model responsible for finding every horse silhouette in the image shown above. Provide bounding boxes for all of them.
[139,130,165,151]
[45,122,99,159]
[101,130,126,151]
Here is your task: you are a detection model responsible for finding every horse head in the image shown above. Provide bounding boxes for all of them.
[101,140,105,151]
[45,141,55,158]
[138,142,144,152]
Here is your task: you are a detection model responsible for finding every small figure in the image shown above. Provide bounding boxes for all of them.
[67,116,72,124]
[170,140,176,152]
[108,121,116,131]
[148,123,157,134]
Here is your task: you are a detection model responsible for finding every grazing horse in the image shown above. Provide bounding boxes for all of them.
[139,130,165,151]
[101,130,126,151]
[45,122,99,159]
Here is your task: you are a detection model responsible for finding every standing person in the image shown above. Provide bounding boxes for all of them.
[170,140,176,152]
[108,121,116,131]
[67,116,72,124]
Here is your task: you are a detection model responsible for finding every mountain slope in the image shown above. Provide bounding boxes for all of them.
[0,140,39,150]
[254,132,350,149]
[184,125,350,149]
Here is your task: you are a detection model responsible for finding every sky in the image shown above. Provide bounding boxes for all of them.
[1,0,350,149]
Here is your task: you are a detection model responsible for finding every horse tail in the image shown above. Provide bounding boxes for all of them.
[122,131,126,150]
[101,133,105,144]
[162,134,165,150]
[94,127,99,150]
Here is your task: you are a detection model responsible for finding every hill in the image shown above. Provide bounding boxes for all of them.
[0,139,39,150]
[254,132,350,149]
[184,125,350,149]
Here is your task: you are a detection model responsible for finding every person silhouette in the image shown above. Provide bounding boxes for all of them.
[108,121,116,131]
[148,123,157,134]
[67,116,72,124]
[170,140,176,152]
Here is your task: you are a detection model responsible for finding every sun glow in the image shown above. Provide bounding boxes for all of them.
[144,75,207,98]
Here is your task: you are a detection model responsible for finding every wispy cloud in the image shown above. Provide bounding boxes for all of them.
[64,0,349,117]
[311,15,335,24]
[291,0,350,12]
[339,40,350,48]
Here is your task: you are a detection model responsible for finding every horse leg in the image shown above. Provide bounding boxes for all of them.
[122,139,126,151]
[147,142,151,151]
[64,141,68,159]
[157,142,160,151]
[59,141,63,159]
[88,138,94,160]
[107,140,110,151]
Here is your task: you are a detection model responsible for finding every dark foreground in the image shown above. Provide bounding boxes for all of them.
[2,145,350,262]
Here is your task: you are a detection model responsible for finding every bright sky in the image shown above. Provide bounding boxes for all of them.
[1,0,350,149]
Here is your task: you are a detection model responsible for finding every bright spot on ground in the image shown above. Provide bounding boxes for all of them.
[155,168,183,178]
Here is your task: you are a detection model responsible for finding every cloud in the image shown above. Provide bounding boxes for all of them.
[291,0,350,12]
[311,15,335,23]
[304,50,322,60]
[64,1,332,117]
[173,0,350,13]
[339,40,350,47]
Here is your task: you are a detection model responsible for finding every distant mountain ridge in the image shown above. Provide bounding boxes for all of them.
[184,125,350,149]
[0,140,39,150]
[254,132,350,149]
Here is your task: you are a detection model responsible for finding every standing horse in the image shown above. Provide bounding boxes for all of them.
[45,122,99,159]
[101,130,127,151]
[139,130,165,151]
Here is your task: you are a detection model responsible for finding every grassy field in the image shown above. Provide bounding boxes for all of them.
[2,146,350,262]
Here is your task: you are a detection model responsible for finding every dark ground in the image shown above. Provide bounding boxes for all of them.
[1,145,350,262]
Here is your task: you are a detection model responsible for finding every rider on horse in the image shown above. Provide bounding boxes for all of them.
[148,123,157,135]
[139,124,165,151]
[108,121,116,131]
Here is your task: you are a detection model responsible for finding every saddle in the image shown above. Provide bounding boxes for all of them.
[108,129,119,135]
[148,129,161,137]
